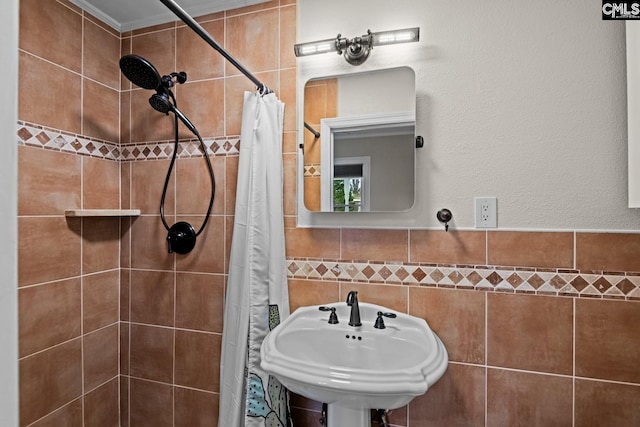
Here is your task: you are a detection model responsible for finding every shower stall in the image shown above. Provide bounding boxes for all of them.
[16,0,296,425]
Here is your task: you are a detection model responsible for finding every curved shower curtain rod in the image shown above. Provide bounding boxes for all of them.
[159,0,272,95]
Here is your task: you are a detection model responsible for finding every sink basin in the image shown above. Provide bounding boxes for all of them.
[260,301,448,413]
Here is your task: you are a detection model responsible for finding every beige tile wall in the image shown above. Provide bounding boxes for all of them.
[18,0,122,425]
[16,0,640,426]
[119,1,296,426]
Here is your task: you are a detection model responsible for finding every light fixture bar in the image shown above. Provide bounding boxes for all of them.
[371,27,420,47]
[294,38,339,57]
[294,27,420,65]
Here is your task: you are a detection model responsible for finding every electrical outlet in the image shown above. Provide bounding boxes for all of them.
[475,197,497,228]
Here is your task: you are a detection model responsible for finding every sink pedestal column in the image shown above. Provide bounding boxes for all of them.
[327,403,370,427]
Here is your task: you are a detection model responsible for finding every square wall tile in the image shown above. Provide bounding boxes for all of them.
[18,146,81,216]
[19,0,82,72]
[576,298,640,383]
[341,229,408,262]
[82,79,120,142]
[20,339,83,426]
[28,399,83,427]
[175,330,221,392]
[487,369,572,427]
[409,363,485,427]
[83,378,119,427]
[575,379,640,426]
[225,8,279,77]
[410,230,486,265]
[176,20,225,81]
[130,215,175,271]
[82,217,120,274]
[288,279,340,313]
[18,216,81,286]
[130,270,175,327]
[19,278,81,357]
[83,270,119,333]
[130,160,175,215]
[83,157,120,210]
[488,231,573,269]
[487,293,573,375]
[175,388,219,427]
[176,272,224,333]
[83,325,119,391]
[129,324,174,383]
[18,51,82,133]
[409,288,485,364]
[576,232,640,272]
[175,216,225,274]
[176,79,225,139]
[83,19,120,90]
[285,227,341,259]
[176,157,225,216]
[129,378,173,427]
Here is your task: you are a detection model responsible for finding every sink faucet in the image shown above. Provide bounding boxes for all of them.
[346,291,362,327]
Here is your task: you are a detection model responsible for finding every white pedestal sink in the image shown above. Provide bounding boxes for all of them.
[260,300,448,427]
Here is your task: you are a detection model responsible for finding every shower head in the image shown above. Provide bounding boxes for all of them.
[149,92,172,114]
[149,93,200,137]
[119,54,161,90]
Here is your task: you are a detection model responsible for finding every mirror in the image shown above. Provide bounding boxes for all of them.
[302,67,416,212]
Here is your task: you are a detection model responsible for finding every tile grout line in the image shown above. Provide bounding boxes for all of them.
[484,290,488,427]
[572,297,576,427]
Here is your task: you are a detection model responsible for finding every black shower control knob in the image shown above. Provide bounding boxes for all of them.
[167,222,197,254]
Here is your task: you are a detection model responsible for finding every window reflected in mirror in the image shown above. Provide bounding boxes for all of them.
[302,67,416,212]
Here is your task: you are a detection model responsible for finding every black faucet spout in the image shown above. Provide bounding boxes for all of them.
[346,291,362,327]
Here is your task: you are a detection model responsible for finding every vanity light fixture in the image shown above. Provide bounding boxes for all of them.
[294,27,420,66]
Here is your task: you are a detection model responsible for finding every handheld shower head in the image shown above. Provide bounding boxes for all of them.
[119,54,162,90]
[149,93,200,137]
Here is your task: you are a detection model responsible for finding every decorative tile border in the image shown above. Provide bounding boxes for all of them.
[303,163,321,177]
[17,121,121,160]
[119,137,240,161]
[17,121,240,161]
[286,259,640,301]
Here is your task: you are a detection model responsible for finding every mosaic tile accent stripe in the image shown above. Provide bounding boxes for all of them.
[119,137,240,161]
[286,259,640,301]
[17,121,121,160]
[17,121,241,161]
[303,163,321,177]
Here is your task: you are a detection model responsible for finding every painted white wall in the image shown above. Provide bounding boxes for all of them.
[298,0,640,230]
[338,67,415,116]
[1,0,19,424]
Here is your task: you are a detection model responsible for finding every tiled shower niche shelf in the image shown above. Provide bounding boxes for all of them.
[64,209,141,217]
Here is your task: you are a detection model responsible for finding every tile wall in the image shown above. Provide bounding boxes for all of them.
[285,230,640,426]
[118,1,296,426]
[16,0,640,426]
[17,0,121,426]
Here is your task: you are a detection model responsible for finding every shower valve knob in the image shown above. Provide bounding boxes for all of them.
[166,221,197,254]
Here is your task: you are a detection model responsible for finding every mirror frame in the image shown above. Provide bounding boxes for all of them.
[297,62,424,228]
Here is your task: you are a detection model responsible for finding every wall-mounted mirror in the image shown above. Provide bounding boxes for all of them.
[302,67,416,212]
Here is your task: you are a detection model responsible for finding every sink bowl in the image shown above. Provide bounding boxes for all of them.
[260,301,448,412]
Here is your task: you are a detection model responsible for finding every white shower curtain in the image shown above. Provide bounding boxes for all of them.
[218,91,291,427]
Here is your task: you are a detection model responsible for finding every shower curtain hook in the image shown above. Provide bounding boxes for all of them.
[258,84,270,96]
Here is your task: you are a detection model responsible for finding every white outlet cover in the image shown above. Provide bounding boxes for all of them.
[475,197,497,228]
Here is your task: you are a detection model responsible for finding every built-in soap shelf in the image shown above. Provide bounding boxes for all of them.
[64,209,141,217]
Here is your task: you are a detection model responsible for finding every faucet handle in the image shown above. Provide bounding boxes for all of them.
[374,311,397,329]
[319,306,339,324]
